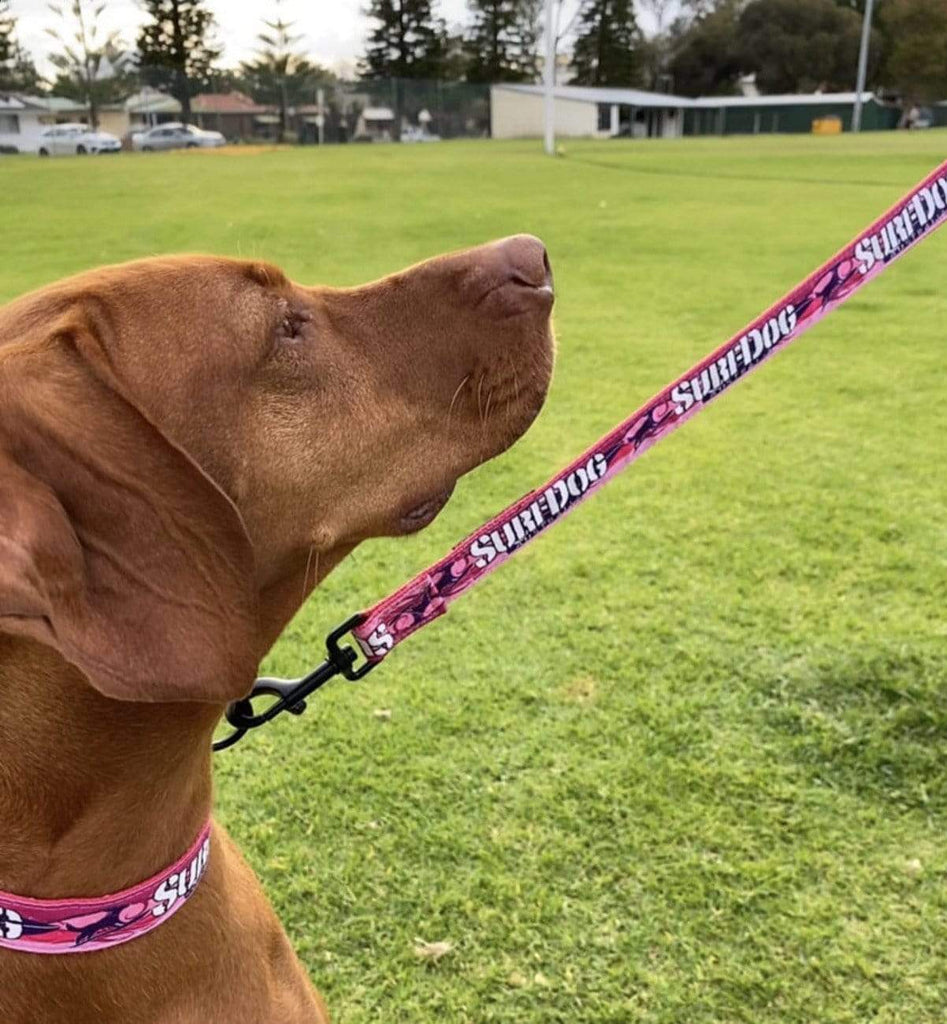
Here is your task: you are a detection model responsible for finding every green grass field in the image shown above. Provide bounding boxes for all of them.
[3,132,946,1022]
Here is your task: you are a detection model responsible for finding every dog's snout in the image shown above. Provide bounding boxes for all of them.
[500,234,553,293]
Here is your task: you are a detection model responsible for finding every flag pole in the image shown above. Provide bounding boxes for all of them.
[852,0,875,132]
[543,0,556,155]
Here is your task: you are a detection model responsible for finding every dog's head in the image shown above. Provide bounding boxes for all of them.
[0,239,554,703]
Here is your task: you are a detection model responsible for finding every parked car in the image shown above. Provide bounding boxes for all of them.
[401,125,441,143]
[131,123,226,152]
[37,124,121,157]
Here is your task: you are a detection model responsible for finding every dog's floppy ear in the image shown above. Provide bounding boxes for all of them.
[0,318,260,704]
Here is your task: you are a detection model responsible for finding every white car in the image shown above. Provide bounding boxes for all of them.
[37,124,121,156]
[401,125,441,143]
[131,122,226,152]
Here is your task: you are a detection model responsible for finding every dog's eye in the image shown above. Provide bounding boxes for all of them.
[277,310,311,344]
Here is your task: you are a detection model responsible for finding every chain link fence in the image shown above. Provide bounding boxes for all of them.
[294,79,491,145]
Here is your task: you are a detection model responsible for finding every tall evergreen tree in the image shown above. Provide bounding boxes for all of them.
[0,0,41,93]
[571,0,643,86]
[361,0,447,80]
[360,0,448,138]
[137,0,221,123]
[241,0,319,142]
[0,0,13,68]
[464,0,541,83]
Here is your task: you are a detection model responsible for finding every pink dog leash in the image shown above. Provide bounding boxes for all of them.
[216,158,947,752]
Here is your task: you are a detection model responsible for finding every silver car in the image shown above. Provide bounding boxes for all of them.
[37,123,121,156]
[131,122,226,152]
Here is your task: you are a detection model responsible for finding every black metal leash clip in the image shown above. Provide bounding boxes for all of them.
[213,614,375,752]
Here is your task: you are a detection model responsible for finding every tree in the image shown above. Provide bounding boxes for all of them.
[880,0,947,103]
[361,0,448,79]
[241,0,324,141]
[464,0,541,83]
[737,0,868,94]
[47,42,137,105]
[360,0,448,138]
[238,58,337,139]
[0,0,13,68]
[137,0,221,123]
[571,0,644,86]
[46,2,128,127]
[667,0,742,95]
[0,0,42,93]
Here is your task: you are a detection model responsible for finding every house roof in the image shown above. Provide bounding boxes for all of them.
[494,83,693,110]
[0,93,85,113]
[123,88,181,114]
[493,83,881,111]
[690,91,876,108]
[191,91,272,114]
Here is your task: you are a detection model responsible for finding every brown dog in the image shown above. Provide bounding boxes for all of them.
[0,237,554,1023]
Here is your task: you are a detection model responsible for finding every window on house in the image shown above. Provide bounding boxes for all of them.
[597,104,611,131]
[0,114,20,134]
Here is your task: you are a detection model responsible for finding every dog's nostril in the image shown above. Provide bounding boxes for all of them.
[541,248,553,290]
[501,234,552,292]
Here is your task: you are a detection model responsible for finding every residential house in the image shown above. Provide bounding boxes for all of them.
[0,94,87,154]
[99,87,182,139]
[354,106,396,141]
[191,92,277,141]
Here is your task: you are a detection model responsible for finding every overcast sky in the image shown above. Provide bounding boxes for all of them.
[12,0,665,77]
[12,0,486,77]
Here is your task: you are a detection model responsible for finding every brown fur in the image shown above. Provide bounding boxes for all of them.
[0,237,554,1023]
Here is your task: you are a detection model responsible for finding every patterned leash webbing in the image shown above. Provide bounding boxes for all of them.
[351,159,947,664]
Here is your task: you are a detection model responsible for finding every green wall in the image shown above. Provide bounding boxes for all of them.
[684,99,900,135]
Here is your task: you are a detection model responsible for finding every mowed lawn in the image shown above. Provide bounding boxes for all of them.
[3,132,946,1023]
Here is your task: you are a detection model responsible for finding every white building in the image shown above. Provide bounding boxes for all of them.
[0,94,87,154]
[491,83,692,140]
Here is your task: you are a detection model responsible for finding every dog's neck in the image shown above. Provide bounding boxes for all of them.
[0,636,217,899]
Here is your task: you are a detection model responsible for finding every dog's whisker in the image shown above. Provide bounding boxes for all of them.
[506,356,521,424]
[302,542,317,600]
[447,373,471,423]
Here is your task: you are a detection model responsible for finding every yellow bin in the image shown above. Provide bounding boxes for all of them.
[812,116,843,135]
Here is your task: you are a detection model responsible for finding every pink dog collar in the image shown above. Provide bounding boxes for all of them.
[0,822,211,954]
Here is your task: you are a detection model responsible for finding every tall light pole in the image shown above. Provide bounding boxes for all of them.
[543,0,556,155]
[852,0,875,132]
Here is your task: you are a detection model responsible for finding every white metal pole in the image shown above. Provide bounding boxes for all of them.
[543,0,556,155]
[852,0,875,133]
[316,87,325,146]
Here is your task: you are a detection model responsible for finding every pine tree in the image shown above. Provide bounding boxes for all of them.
[464,0,541,83]
[137,0,221,123]
[361,0,447,79]
[571,0,644,86]
[241,0,319,142]
[0,0,13,68]
[360,0,448,138]
[0,0,40,92]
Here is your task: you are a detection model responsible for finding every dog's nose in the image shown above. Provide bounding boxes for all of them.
[499,234,554,294]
